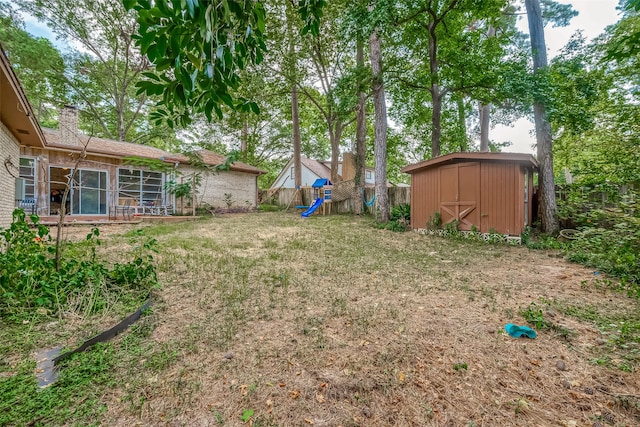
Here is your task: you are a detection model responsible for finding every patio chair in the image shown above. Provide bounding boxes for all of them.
[111,198,133,220]
[16,199,37,214]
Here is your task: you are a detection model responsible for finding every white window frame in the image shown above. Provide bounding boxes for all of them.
[71,168,108,215]
[117,168,167,207]
[18,157,37,201]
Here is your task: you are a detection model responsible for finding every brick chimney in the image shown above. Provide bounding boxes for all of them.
[341,152,356,181]
[59,105,79,145]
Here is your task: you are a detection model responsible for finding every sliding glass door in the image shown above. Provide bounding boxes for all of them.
[50,167,108,215]
[72,170,107,215]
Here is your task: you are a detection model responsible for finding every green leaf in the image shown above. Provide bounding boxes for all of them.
[219,92,234,108]
[139,30,157,54]
[186,52,202,69]
[122,0,138,10]
[185,0,196,18]
[156,0,172,15]
[240,409,254,423]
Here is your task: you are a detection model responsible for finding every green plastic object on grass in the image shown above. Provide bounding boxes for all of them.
[505,323,537,339]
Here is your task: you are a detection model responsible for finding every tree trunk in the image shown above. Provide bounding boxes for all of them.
[292,85,302,203]
[354,36,366,215]
[525,0,559,234]
[117,105,126,141]
[479,101,490,152]
[288,2,302,206]
[479,25,496,152]
[369,27,389,223]
[241,118,249,153]
[431,89,442,158]
[456,94,468,151]
[427,21,441,158]
[329,120,341,183]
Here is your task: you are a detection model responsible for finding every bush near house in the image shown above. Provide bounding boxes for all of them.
[0,210,158,321]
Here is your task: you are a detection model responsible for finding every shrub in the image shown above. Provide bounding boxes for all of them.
[376,204,411,232]
[390,204,410,223]
[0,210,158,321]
[566,221,640,286]
[555,184,640,288]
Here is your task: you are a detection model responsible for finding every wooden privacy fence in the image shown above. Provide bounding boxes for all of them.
[260,185,410,214]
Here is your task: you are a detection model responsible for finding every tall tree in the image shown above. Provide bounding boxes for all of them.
[525,0,558,233]
[369,3,389,223]
[0,3,66,124]
[388,0,508,158]
[286,0,303,201]
[22,0,153,141]
[553,17,639,187]
[354,36,367,215]
[479,25,496,152]
[294,1,356,182]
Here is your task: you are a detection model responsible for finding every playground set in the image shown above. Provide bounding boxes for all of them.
[300,178,332,217]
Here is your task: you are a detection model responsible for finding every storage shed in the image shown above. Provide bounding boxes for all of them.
[401,152,538,236]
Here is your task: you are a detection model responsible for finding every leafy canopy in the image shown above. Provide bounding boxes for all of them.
[124,0,328,128]
[124,0,267,128]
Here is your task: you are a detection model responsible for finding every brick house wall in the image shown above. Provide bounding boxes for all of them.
[179,166,259,209]
[0,122,20,229]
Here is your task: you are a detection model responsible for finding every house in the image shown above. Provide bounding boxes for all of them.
[0,44,46,228]
[178,149,265,210]
[402,152,537,236]
[21,111,184,220]
[17,106,265,220]
[2,45,264,223]
[270,152,375,190]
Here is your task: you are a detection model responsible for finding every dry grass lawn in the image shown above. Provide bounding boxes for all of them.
[9,212,640,426]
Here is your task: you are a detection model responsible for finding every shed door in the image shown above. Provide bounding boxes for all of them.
[439,163,480,231]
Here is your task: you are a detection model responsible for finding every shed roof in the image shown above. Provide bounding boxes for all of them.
[401,152,538,174]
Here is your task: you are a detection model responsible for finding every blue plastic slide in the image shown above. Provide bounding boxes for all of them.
[301,198,323,217]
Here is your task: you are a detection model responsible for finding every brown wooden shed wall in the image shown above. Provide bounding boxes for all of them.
[480,161,522,235]
[410,167,440,230]
[409,159,533,236]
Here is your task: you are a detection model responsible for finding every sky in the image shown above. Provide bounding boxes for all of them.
[16,0,625,155]
[500,0,622,153]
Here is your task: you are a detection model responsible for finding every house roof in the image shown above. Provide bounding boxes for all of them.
[302,157,332,179]
[270,155,380,190]
[42,128,183,162]
[0,44,45,147]
[42,129,265,175]
[401,152,538,174]
[320,159,374,172]
[193,149,265,175]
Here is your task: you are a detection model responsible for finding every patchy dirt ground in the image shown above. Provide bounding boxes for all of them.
[40,214,640,425]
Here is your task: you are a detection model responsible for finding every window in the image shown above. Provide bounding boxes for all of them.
[19,157,36,200]
[290,166,295,180]
[366,170,372,180]
[118,168,165,206]
[71,169,107,215]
